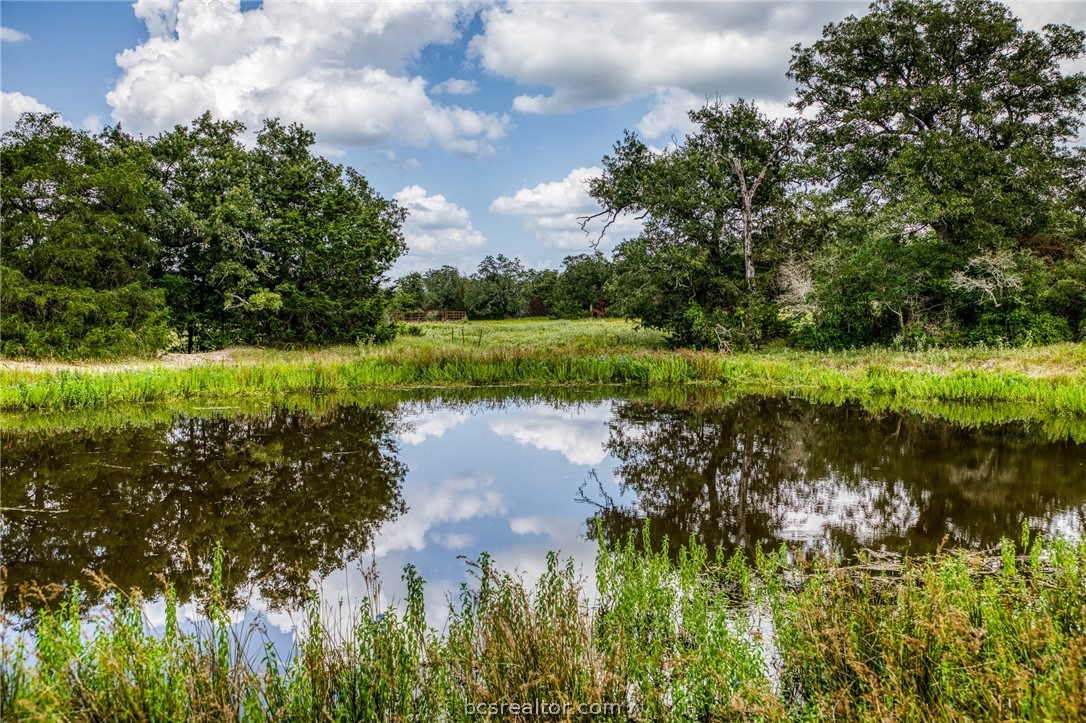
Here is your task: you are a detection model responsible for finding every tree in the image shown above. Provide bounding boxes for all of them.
[525,268,559,317]
[391,272,426,312]
[423,265,467,311]
[151,114,408,349]
[786,0,1086,347]
[149,113,266,351]
[1,114,170,358]
[789,0,1086,249]
[465,254,529,320]
[586,100,797,345]
[550,253,613,318]
[686,101,796,287]
[248,119,406,344]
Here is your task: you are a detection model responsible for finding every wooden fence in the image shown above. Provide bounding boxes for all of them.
[391,310,469,322]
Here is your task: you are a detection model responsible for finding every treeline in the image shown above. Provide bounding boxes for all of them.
[390,252,614,320]
[580,0,1086,350]
[397,0,1086,351]
[5,0,1085,358]
[1,113,405,358]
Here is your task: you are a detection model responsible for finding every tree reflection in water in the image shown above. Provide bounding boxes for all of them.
[2,403,406,613]
[584,396,1086,558]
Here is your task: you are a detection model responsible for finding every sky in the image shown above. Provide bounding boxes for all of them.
[2,1,1083,277]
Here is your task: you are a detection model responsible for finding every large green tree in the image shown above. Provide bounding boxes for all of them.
[150,115,407,349]
[150,113,265,351]
[1,114,170,358]
[249,120,406,344]
[789,0,1086,347]
[588,100,797,346]
[790,0,1086,248]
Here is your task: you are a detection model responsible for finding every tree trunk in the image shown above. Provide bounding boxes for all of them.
[741,200,755,288]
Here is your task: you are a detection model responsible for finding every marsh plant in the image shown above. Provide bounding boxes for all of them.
[3,528,1085,721]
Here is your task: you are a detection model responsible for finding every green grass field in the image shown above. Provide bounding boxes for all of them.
[2,319,1084,417]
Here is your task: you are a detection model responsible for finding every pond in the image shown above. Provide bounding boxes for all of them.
[3,389,1084,639]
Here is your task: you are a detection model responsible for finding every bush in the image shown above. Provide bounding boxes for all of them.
[0,267,171,359]
[967,307,1074,347]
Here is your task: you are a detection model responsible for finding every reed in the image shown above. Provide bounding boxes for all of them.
[4,530,1084,721]
[4,345,1085,419]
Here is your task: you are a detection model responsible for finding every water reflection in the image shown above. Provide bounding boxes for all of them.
[3,391,1084,627]
[583,396,1086,557]
[2,404,406,613]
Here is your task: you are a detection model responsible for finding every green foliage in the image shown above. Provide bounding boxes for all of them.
[790,0,1086,248]
[592,100,797,345]
[0,114,171,359]
[464,254,529,320]
[524,267,559,316]
[390,272,425,312]
[549,252,613,318]
[1,111,405,359]
[5,532,1084,721]
[772,0,1086,352]
[584,0,1086,350]
[423,265,468,311]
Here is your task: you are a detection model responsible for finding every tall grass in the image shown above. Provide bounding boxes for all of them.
[4,529,1084,721]
[4,345,1085,417]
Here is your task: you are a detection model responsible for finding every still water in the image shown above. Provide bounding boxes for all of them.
[3,390,1084,636]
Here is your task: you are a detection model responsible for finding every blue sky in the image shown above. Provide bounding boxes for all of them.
[2,1,1082,276]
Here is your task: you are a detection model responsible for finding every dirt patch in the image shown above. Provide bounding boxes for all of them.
[0,348,255,374]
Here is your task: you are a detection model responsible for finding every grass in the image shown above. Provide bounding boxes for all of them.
[2,319,1085,417]
[3,528,1084,721]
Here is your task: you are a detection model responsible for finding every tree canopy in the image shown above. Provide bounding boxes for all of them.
[1,112,406,358]
[588,99,798,346]
[790,0,1086,248]
[1,114,170,358]
[583,0,1086,350]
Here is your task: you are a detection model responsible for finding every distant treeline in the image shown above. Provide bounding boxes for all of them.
[390,252,614,320]
[1,113,405,358]
[395,0,1086,351]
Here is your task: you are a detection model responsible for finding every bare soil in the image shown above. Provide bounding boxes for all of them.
[0,348,252,374]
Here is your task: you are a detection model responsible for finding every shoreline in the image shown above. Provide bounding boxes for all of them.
[2,321,1084,415]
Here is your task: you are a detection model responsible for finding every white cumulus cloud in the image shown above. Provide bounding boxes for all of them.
[107,0,507,155]
[469,0,848,134]
[0,26,30,42]
[432,77,480,96]
[398,408,471,445]
[488,403,612,465]
[490,166,643,250]
[1,92,63,133]
[394,185,487,262]
[374,473,505,555]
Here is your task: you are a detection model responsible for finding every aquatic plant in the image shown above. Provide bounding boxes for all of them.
[3,529,1083,721]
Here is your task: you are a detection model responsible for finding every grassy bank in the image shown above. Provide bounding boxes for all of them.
[3,529,1084,721]
[2,319,1085,415]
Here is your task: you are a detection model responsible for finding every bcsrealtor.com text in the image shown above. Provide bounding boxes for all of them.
[465,700,622,717]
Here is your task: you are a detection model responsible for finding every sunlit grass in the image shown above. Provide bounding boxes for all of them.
[1,321,1084,416]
